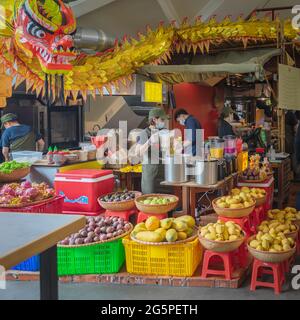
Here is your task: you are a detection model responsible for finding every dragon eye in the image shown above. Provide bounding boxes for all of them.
[36,30,46,38]
[27,21,46,39]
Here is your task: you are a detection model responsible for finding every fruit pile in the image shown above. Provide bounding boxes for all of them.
[249,231,295,253]
[258,220,298,235]
[0,161,30,174]
[231,187,266,201]
[131,215,195,243]
[100,190,137,203]
[0,181,55,206]
[268,208,300,222]
[138,196,177,205]
[215,194,255,209]
[241,154,267,181]
[59,216,132,246]
[200,220,244,241]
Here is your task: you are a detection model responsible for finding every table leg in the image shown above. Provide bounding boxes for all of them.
[182,186,190,215]
[40,245,58,300]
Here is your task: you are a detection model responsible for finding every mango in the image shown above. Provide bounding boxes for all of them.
[145,216,160,231]
[177,232,187,240]
[186,228,194,237]
[154,228,167,240]
[172,220,188,232]
[160,218,173,230]
[174,215,195,228]
[166,229,178,242]
[133,223,147,233]
[135,231,162,243]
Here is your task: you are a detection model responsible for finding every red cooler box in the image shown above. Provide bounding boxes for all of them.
[54,169,114,215]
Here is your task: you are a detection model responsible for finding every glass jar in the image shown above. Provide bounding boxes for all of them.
[209,137,224,159]
[224,135,237,156]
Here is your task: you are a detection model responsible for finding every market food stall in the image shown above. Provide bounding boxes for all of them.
[0,0,300,299]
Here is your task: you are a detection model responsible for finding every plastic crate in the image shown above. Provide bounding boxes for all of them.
[122,237,203,277]
[0,196,64,214]
[57,238,125,276]
[12,255,40,272]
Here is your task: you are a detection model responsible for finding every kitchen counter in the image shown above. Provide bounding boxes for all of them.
[29,160,104,187]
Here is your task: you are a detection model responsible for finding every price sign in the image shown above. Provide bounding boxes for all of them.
[142,81,163,103]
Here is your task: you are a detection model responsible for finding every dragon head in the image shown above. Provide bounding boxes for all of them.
[14,0,77,75]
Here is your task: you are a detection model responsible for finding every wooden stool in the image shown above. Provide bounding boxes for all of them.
[137,212,168,223]
[250,259,285,295]
[201,250,235,280]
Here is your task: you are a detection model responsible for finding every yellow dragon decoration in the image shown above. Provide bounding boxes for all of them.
[0,0,298,102]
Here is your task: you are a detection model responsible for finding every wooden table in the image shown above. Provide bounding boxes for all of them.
[0,213,85,300]
[161,173,237,217]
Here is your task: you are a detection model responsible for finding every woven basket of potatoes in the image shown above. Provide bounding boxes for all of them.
[248,231,296,263]
[268,207,300,228]
[258,220,299,240]
[231,187,267,207]
[199,220,245,253]
[212,194,256,218]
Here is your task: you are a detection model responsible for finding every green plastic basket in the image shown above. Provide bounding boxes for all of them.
[57,238,125,276]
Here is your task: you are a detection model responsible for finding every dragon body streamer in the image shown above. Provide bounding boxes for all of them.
[0,0,298,101]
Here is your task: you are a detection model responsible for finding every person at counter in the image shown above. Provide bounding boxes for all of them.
[1,113,45,161]
[136,108,169,194]
[174,109,202,156]
[217,106,235,138]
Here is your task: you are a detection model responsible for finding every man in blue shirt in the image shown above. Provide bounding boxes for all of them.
[1,113,45,161]
[175,109,202,156]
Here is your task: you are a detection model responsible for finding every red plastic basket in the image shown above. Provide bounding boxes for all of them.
[0,195,64,214]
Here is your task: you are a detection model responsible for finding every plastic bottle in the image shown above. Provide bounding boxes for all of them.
[47,146,54,164]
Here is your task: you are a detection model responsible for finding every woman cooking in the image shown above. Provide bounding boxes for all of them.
[136,108,170,194]
[1,113,45,162]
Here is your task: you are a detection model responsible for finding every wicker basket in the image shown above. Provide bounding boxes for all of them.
[212,197,256,218]
[135,194,179,214]
[247,235,296,263]
[198,231,245,253]
[285,224,299,240]
[294,219,300,228]
[98,191,142,211]
[0,167,30,183]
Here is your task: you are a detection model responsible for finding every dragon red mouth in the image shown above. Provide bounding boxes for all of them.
[33,45,77,72]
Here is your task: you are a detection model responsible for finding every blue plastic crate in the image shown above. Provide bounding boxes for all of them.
[12,255,40,272]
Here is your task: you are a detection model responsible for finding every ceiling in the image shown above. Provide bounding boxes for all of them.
[68,0,300,39]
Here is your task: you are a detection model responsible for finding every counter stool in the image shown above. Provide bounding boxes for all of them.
[250,259,285,295]
[218,216,252,238]
[105,209,137,221]
[201,250,235,280]
[137,212,168,224]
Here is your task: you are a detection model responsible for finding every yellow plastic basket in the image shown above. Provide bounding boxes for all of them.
[122,237,203,277]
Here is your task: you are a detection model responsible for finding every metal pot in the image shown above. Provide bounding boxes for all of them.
[195,160,218,185]
[164,155,187,183]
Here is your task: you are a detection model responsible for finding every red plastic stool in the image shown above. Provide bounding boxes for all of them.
[250,206,264,233]
[201,250,235,280]
[250,259,285,295]
[233,244,248,268]
[137,211,168,223]
[219,216,252,238]
[105,209,137,221]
